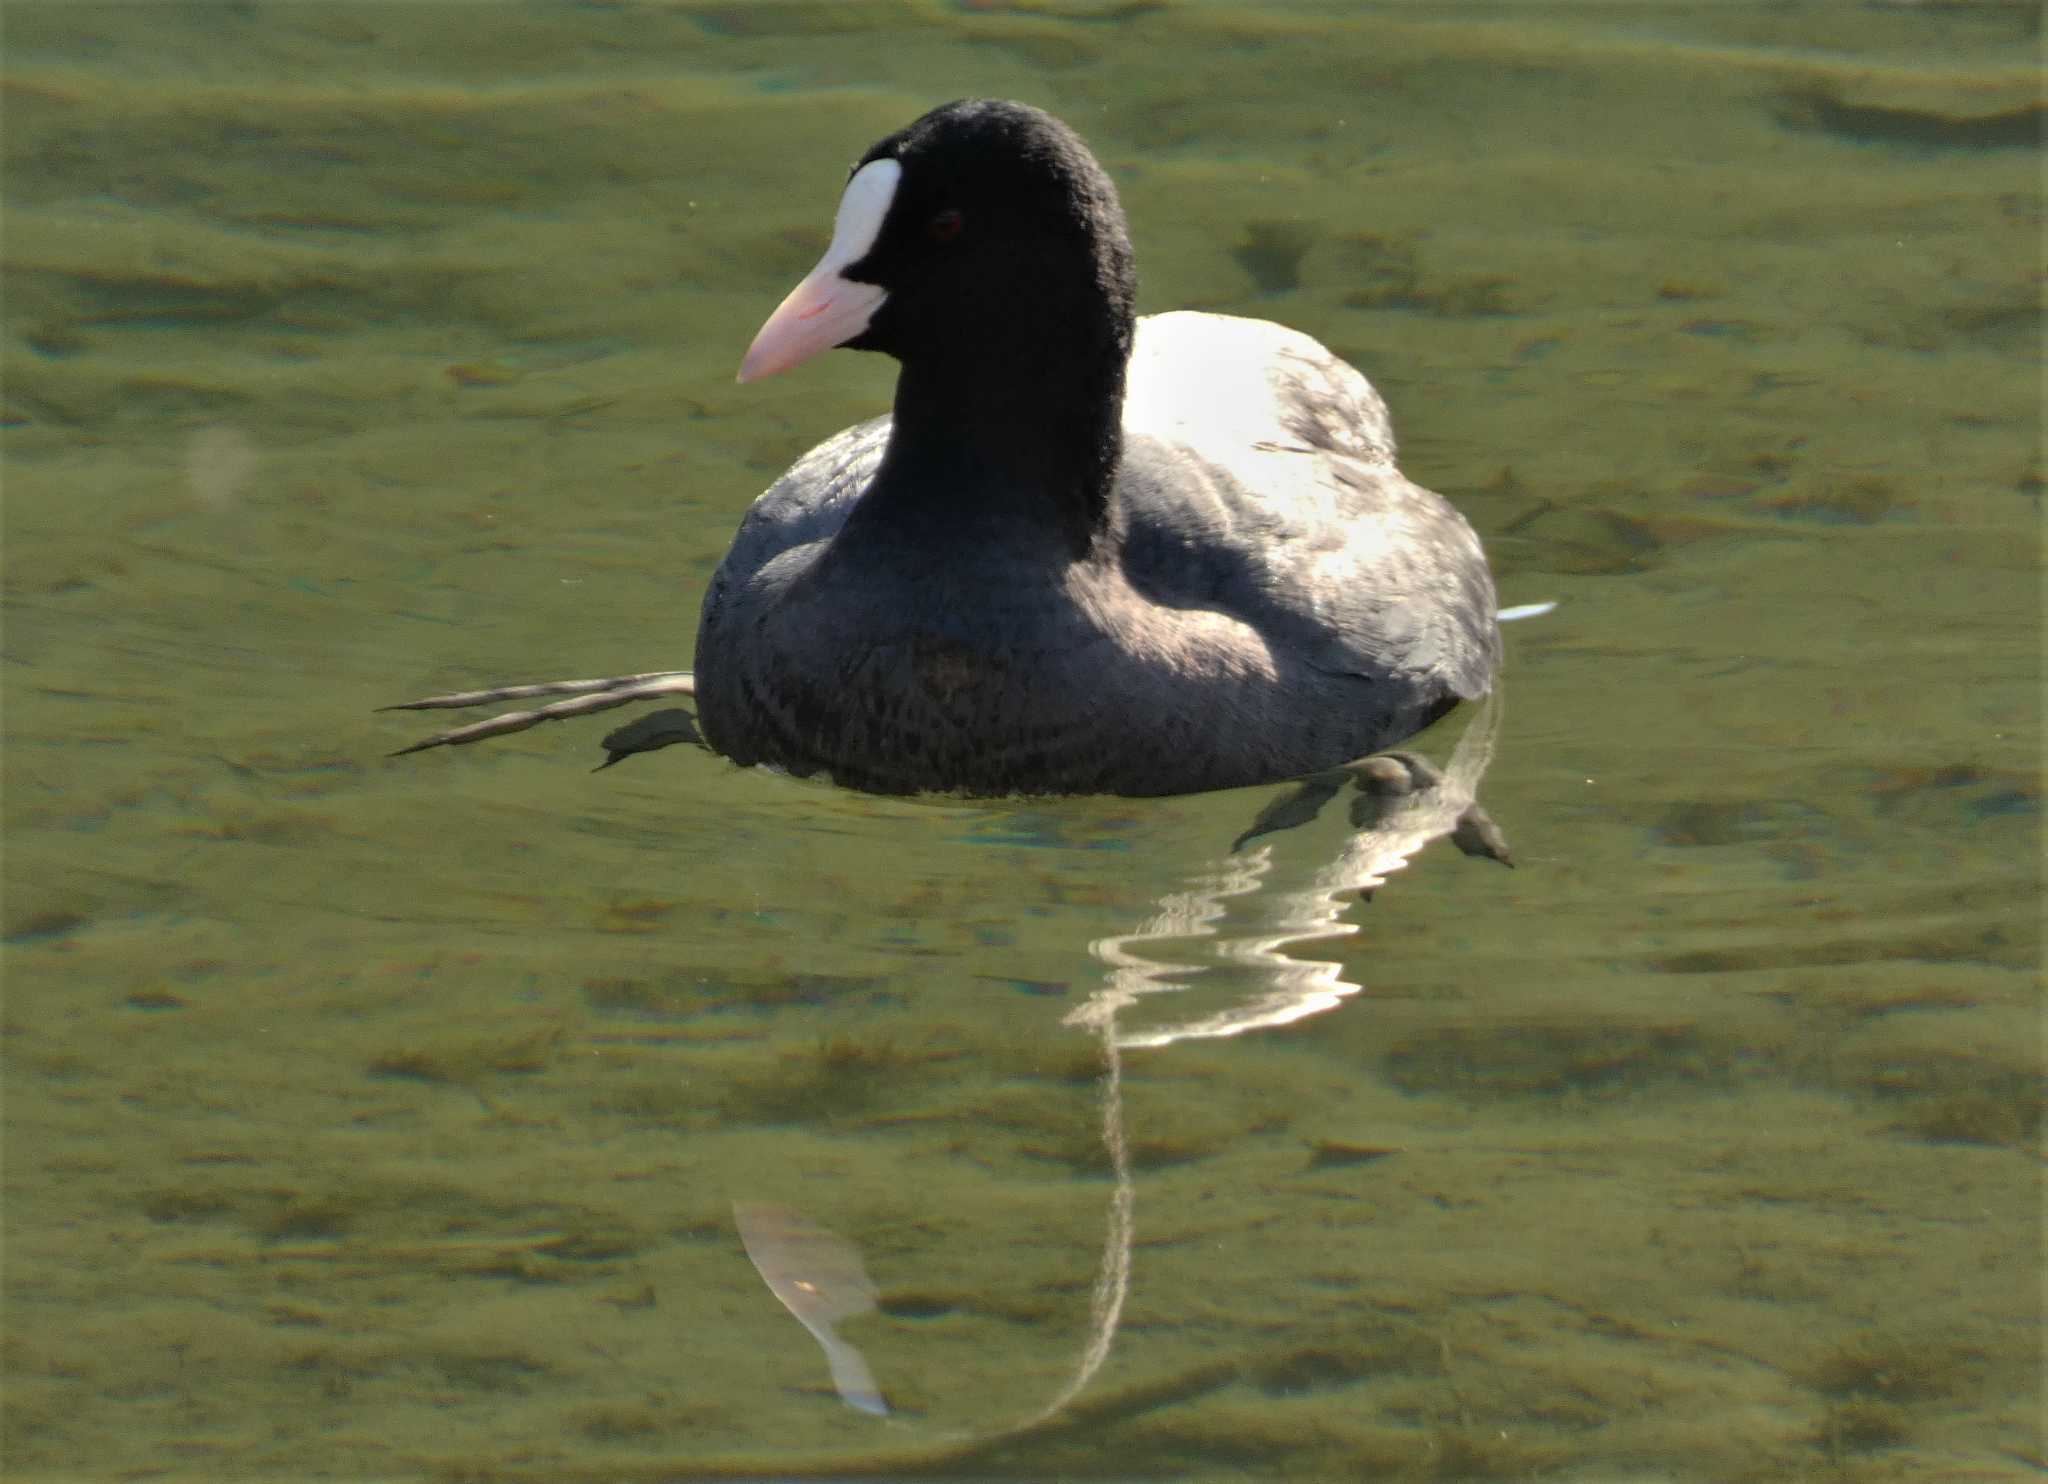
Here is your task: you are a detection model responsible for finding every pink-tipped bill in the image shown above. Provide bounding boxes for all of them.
[736,269,887,383]
[736,157,900,384]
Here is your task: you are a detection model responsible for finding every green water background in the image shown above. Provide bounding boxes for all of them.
[3,3,2040,1479]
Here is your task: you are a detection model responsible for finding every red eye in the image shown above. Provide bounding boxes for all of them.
[927,208,964,243]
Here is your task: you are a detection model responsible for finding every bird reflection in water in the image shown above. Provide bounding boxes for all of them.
[733,1202,889,1417]
[1004,690,1511,1429]
[1075,686,1506,1051]
[727,694,1508,1444]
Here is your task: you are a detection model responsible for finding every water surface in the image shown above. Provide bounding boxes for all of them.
[3,3,2039,1479]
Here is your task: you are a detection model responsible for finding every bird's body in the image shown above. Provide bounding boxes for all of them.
[698,313,1496,795]
[388,100,1502,800]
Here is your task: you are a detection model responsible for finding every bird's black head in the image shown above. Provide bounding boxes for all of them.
[738,99,1136,385]
[841,99,1135,371]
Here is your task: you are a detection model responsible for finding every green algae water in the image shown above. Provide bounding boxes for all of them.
[3,4,2039,1479]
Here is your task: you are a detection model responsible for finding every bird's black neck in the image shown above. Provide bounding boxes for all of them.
[858,322,1130,560]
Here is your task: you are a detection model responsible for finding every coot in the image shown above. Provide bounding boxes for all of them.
[389,100,1501,797]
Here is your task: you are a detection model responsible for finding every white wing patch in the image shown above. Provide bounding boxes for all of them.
[1124,312,1395,466]
[1121,311,1404,576]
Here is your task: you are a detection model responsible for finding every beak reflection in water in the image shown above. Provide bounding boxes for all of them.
[734,1202,890,1418]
